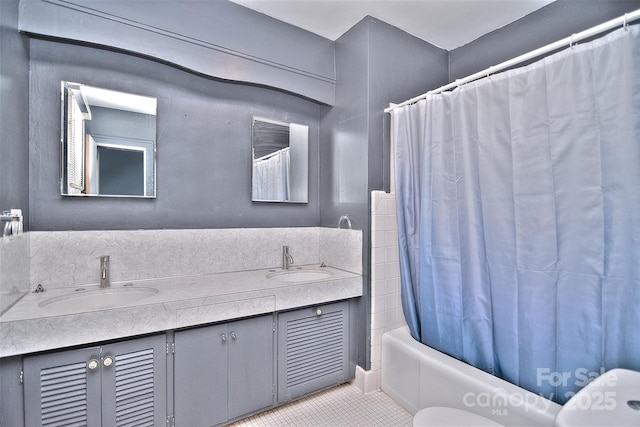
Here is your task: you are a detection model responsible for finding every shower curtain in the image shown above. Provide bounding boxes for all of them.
[252,148,290,200]
[393,25,640,403]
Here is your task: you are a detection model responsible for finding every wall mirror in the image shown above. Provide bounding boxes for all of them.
[60,81,157,198]
[251,117,308,203]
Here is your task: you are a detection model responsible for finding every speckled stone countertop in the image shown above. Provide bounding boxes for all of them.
[0,264,362,358]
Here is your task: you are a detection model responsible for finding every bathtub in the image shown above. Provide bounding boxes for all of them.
[381,326,562,426]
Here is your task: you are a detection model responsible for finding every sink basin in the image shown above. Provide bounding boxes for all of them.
[267,269,333,282]
[39,287,158,312]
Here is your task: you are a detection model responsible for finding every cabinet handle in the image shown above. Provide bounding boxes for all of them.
[87,359,99,370]
[230,332,237,340]
[316,308,322,316]
[102,356,114,368]
[221,334,226,342]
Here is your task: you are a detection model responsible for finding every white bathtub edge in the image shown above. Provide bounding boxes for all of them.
[381,326,562,426]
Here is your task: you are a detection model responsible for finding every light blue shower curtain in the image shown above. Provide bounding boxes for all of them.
[393,25,640,404]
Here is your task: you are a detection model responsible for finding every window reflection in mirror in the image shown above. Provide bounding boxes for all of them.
[251,117,308,203]
[61,81,157,198]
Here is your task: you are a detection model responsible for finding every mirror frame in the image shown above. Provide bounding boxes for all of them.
[60,81,157,198]
[251,116,309,203]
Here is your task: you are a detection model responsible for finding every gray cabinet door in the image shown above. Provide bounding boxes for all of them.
[24,335,167,427]
[277,301,349,403]
[174,315,275,426]
[101,334,168,427]
[0,356,25,427]
[23,345,103,427]
[227,315,274,420]
[174,323,228,427]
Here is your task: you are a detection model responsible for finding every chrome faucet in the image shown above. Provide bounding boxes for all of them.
[282,246,294,270]
[1,209,23,239]
[99,255,110,287]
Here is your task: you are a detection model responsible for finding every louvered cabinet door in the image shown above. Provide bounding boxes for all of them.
[100,335,167,427]
[23,346,102,427]
[277,301,349,403]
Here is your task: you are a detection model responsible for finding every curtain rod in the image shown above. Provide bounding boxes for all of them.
[385,8,640,114]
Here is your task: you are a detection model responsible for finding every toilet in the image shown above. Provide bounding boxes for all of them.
[413,369,640,427]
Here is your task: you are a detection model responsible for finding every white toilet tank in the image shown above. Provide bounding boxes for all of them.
[412,368,640,427]
[554,369,640,426]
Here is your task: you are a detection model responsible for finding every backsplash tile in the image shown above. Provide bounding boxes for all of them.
[28,227,360,290]
[319,228,362,274]
[0,235,30,313]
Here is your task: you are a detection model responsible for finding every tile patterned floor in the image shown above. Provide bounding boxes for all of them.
[229,383,413,427]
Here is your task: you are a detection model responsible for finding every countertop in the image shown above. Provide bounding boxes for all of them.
[0,264,362,358]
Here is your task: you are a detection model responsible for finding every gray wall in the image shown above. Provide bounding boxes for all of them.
[368,18,449,193]
[29,39,321,230]
[87,107,156,142]
[319,17,448,368]
[319,16,447,241]
[0,0,30,229]
[450,0,640,80]
[19,0,336,105]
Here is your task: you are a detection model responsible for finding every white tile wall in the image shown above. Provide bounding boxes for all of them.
[360,190,406,392]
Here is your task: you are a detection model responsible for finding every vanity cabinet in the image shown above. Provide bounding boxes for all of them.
[22,334,167,427]
[277,300,350,403]
[173,314,275,426]
[7,299,354,426]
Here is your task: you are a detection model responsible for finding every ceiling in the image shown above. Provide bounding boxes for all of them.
[230,0,555,50]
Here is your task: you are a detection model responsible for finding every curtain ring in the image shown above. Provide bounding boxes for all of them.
[623,13,628,31]
[487,66,494,79]
[455,79,462,88]
[569,33,576,48]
